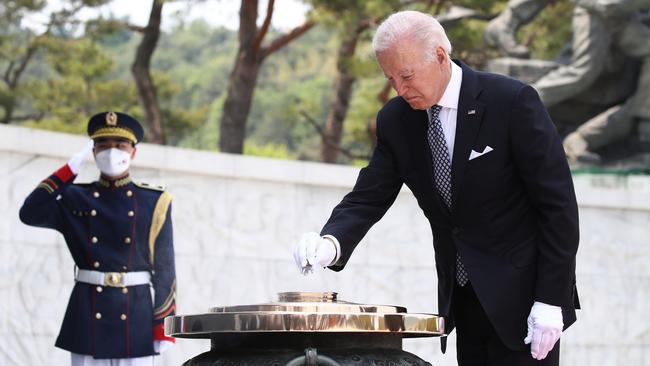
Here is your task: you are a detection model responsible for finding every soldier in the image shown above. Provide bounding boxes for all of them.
[19,111,176,366]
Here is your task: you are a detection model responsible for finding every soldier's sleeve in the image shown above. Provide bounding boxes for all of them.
[149,191,176,342]
[18,163,76,231]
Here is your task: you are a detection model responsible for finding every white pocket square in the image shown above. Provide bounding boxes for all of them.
[469,146,493,161]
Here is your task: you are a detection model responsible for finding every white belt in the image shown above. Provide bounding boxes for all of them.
[75,269,151,287]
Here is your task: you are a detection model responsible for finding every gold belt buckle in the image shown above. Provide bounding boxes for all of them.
[104,272,125,287]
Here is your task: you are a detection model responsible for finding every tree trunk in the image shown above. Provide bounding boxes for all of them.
[219,0,313,154]
[220,52,262,153]
[1,98,15,124]
[2,40,38,124]
[220,0,261,154]
[367,81,393,149]
[131,0,165,144]
[320,23,367,163]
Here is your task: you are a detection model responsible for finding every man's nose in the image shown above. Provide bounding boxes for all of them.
[394,81,408,96]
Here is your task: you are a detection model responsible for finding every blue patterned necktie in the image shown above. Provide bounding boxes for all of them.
[427,105,469,287]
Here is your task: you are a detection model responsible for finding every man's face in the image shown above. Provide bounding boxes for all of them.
[377,39,451,110]
[93,137,136,159]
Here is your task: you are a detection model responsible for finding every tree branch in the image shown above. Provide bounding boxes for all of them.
[260,20,315,60]
[3,61,15,85]
[128,24,147,33]
[252,0,274,53]
[9,43,38,89]
[300,110,370,161]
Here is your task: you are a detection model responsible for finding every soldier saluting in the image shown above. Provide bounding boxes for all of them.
[19,112,176,365]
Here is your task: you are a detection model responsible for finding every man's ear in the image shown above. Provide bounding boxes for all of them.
[436,46,447,65]
[131,147,137,160]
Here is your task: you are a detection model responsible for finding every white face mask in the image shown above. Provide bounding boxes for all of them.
[95,148,132,177]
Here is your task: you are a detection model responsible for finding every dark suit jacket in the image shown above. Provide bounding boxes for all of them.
[322,60,580,351]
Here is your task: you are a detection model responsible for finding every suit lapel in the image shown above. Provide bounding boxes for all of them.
[451,62,485,210]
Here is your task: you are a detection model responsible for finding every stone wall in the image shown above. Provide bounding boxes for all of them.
[1,125,648,365]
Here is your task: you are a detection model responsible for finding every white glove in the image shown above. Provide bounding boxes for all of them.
[67,140,94,175]
[292,232,337,275]
[154,340,173,354]
[524,301,563,360]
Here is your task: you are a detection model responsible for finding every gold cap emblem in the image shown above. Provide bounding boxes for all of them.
[106,111,118,126]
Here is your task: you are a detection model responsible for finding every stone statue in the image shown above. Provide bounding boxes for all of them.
[534,1,650,165]
[485,0,650,167]
[484,0,552,58]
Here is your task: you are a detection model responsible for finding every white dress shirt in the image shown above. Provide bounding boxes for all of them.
[426,61,463,160]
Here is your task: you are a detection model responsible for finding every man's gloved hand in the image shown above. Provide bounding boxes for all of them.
[292,232,337,275]
[524,301,563,360]
[67,140,94,175]
[154,340,174,354]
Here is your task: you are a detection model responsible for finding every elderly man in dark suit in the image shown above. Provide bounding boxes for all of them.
[293,10,580,366]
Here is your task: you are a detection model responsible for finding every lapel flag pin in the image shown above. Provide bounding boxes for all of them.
[468,109,476,115]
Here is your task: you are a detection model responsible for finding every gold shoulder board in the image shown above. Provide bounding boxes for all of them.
[134,181,166,192]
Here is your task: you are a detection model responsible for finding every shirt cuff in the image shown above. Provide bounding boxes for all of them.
[322,235,341,266]
[54,164,75,183]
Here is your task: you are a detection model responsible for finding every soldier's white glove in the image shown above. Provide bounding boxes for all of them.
[67,140,94,175]
[293,232,337,275]
[524,301,563,360]
[154,340,173,354]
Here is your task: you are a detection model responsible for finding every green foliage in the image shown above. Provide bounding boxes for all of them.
[1,0,47,18]
[19,35,137,134]
[244,141,294,159]
[46,37,114,78]
[3,0,578,165]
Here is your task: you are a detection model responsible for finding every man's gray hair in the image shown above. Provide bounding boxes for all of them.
[372,10,452,62]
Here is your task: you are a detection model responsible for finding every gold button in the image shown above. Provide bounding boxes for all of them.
[91,236,98,244]
[122,287,129,294]
[124,237,131,244]
[90,209,97,216]
[93,192,100,198]
[93,261,100,268]
[120,314,127,320]
[128,210,134,217]
[95,313,102,319]
[127,190,133,197]
[96,286,103,293]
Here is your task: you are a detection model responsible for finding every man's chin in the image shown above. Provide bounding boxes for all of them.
[406,101,428,110]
